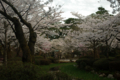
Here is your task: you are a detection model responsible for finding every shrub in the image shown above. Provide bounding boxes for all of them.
[109,61,120,71]
[55,72,72,80]
[35,58,51,65]
[115,55,120,59]
[40,59,51,65]
[76,58,95,69]
[113,72,120,80]
[40,73,54,80]
[34,59,40,65]
[79,61,87,69]
[64,54,72,59]
[8,57,22,61]
[85,66,92,72]
[34,56,44,59]
[80,55,94,59]
[40,72,73,80]
[70,59,74,62]
[0,63,40,80]
[100,55,106,58]
[7,61,23,65]
[48,57,59,63]
[93,58,109,70]
[108,57,115,61]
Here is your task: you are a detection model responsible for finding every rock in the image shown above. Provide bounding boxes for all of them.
[0,63,3,66]
[73,64,77,67]
[91,70,95,73]
[95,72,98,75]
[113,72,120,80]
[99,73,106,77]
[107,74,114,79]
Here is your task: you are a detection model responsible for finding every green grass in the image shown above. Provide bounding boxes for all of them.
[37,62,116,80]
[60,64,116,80]
[39,62,74,74]
[6,60,116,80]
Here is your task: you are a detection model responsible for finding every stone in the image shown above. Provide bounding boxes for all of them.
[113,72,120,80]
[107,74,114,79]
[99,73,106,77]
[91,70,95,73]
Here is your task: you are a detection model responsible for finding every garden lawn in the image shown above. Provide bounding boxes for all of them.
[39,62,74,74]
[60,64,116,80]
[38,62,116,80]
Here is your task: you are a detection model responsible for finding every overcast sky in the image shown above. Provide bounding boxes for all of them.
[52,0,113,19]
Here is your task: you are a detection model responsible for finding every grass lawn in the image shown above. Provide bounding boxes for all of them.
[60,63,116,80]
[38,62,116,80]
[39,62,74,74]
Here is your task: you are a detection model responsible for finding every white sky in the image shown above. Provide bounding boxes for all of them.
[52,0,114,19]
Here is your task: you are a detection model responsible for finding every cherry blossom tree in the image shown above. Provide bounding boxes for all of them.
[107,0,120,13]
[0,0,68,63]
[0,20,19,64]
[35,34,52,53]
[71,10,120,58]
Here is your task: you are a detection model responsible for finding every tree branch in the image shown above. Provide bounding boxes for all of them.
[0,40,4,48]
[2,0,32,29]
[0,0,16,33]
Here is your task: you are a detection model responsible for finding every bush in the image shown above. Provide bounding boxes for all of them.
[76,58,95,69]
[40,59,51,65]
[109,61,120,71]
[48,57,59,63]
[108,57,115,61]
[34,56,44,59]
[7,61,23,65]
[40,72,73,80]
[34,59,40,65]
[115,55,120,59]
[0,63,40,80]
[85,66,92,72]
[40,73,54,80]
[8,57,22,61]
[93,58,109,70]
[113,72,120,80]
[55,72,72,80]
[35,58,51,65]
[100,55,106,58]
[80,55,94,59]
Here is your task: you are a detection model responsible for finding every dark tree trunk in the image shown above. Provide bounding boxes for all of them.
[105,41,109,58]
[16,46,21,57]
[93,40,96,59]
[27,24,37,63]
[0,0,37,63]
[3,21,7,66]
[12,17,32,63]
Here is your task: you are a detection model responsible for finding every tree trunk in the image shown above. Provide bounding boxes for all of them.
[93,40,96,59]
[0,5,36,63]
[28,24,37,63]
[3,21,7,66]
[105,41,109,58]
[16,46,20,57]
[12,17,32,63]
